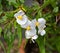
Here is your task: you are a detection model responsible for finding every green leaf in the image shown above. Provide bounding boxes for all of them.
[0,0,2,11]
[17,25,22,47]
[7,0,17,4]
[1,16,8,22]
[7,0,20,8]
[56,41,60,53]
[20,0,24,3]
[0,27,2,33]
[0,27,2,36]
[5,12,14,19]
[0,41,6,53]
[50,0,57,7]
[53,7,59,13]
[14,21,17,29]
[53,36,60,53]
[36,36,45,53]
[0,11,3,16]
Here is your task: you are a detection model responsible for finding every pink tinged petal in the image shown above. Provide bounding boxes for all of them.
[38,18,46,25]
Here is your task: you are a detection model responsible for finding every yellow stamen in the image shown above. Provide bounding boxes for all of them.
[35,22,39,26]
[26,26,31,30]
[18,16,23,20]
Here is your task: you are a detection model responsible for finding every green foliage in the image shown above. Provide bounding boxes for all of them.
[0,27,2,36]
[0,0,60,53]
[53,7,59,13]
[36,36,45,53]
[0,41,6,53]
[17,25,22,47]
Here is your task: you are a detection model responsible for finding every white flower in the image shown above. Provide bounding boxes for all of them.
[14,10,46,42]
[25,29,38,43]
[23,20,38,42]
[32,18,46,36]
[25,29,36,39]
[14,10,28,25]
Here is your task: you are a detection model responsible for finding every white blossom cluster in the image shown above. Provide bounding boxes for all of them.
[14,10,46,42]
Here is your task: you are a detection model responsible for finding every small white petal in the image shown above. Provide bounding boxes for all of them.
[21,20,31,28]
[38,18,46,25]
[40,30,46,36]
[25,29,36,37]
[32,35,38,39]
[30,22,36,29]
[31,35,38,43]
[14,10,25,19]
[25,28,36,40]
[38,29,42,34]
[16,15,28,25]
[38,25,46,29]
[25,35,31,39]
[21,20,36,29]
[25,31,34,39]
[31,19,36,27]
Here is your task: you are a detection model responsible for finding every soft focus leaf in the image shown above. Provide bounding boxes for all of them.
[20,0,24,3]
[0,41,6,53]
[53,7,59,13]
[36,36,45,53]
[17,25,22,47]
[0,27,2,33]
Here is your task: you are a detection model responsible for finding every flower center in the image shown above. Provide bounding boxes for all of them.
[26,26,31,30]
[35,22,39,26]
[18,16,23,20]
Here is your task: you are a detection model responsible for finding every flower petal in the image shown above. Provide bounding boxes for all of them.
[32,35,38,39]
[16,15,28,25]
[21,19,36,29]
[21,20,31,28]
[38,25,46,30]
[40,30,46,36]
[31,19,36,27]
[25,30,33,39]
[38,18,46,25]
[14,10,25,19]
[25,35,31,39]
[25,29,36,37]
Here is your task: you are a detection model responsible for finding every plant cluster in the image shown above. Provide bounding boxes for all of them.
[0,0,60,53]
